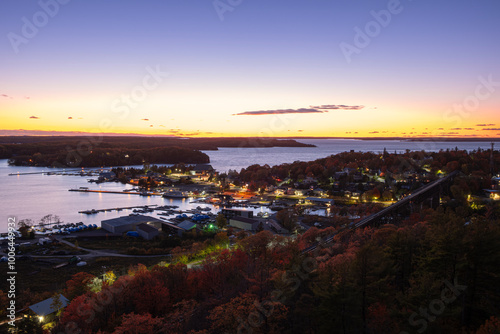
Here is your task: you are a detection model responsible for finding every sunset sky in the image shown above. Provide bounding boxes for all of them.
[1,0,500,138]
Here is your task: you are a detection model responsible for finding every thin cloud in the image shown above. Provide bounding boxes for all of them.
[476,123,496,126]
[68,117,73,119]
[369,131,379,134]
[141,118,149,121]
[234,104,366,116]
[1,94,10,98]
[310,104,365,110]
[482,128,500,131]
[29,116,39,119]
[234,108,324,116]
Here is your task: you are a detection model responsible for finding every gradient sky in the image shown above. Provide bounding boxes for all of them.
[1,0,500,138]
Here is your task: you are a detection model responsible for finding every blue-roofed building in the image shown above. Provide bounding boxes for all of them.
[27,294,69,323]
[161,221,198,237]
[177,221,197,231]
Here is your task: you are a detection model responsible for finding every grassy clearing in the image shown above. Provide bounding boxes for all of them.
[0,256,168,295]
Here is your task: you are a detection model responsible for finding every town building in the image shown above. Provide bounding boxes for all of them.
[101,215,163,234]
[136,223,160,240]
[221,208,254,219]
[304,197,334,206]
[228,216,260,231]
[27,294,69,323]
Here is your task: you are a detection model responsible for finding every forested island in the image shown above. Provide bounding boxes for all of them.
[0,136,315,167]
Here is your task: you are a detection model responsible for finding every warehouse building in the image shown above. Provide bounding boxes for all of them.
[228,216,260,231]
[136,223,160,240]
[101,215,163,234]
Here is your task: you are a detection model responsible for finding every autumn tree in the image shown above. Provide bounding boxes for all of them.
[215,213,227,229]
[65,272,96,300]
[113,313,167,334]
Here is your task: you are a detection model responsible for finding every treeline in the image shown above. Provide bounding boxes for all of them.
[236,149,498,188]
[0,136,314,167]
[46,203,500,333]
[0,136,314,151]
[7,146,209,167]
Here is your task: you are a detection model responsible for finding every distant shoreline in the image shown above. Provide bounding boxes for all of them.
[0,135,499,142]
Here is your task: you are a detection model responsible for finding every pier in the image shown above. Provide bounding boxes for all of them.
[69,188,162,196]
[78,205,158,214]
[9,168,111,176]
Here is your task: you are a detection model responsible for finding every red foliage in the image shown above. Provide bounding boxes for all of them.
[112,312,167,334]
[475,316,500,334]
[125,269,172,316]
[367,302,393,334]
[65,272,95,300]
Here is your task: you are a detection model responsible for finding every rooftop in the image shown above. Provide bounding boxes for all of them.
[136,223,159,233]
[29,295,69,316]
[230,216,259,224]
[177,221,197,230]
[101,215,164,227]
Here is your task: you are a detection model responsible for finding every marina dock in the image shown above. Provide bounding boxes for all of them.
[69,188,162,196]
[78,205,158,214]
[9,168,111,176]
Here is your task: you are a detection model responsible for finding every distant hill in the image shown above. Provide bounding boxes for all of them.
[0,136,315,167]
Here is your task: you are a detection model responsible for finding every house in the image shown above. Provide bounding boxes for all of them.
[295,189,307,196]
[312,188,326,197]
[161,221,198,237]
[136,223,159,240]
[28,294,69,323]
[221,208,253,219]
[229,216,260,231]
[334,171,347,179]
[160,222,185,237]
[101,215,163,234]
[191,164,214,176]
[492,176,500,190]
[274,188,286,196]
[266,219,289,234]
[265,185,275,192]
[177,221,197,232]
[484,189,500,200]
[98,171,115,181]
[305,197,334,206]
[303,177,317,185]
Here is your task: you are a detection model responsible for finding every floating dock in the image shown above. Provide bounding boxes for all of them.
[78,205,158,214]
[69,188,162,196]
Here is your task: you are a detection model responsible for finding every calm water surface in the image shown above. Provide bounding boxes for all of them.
[204,139,498,172]
[1,139,497,232]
